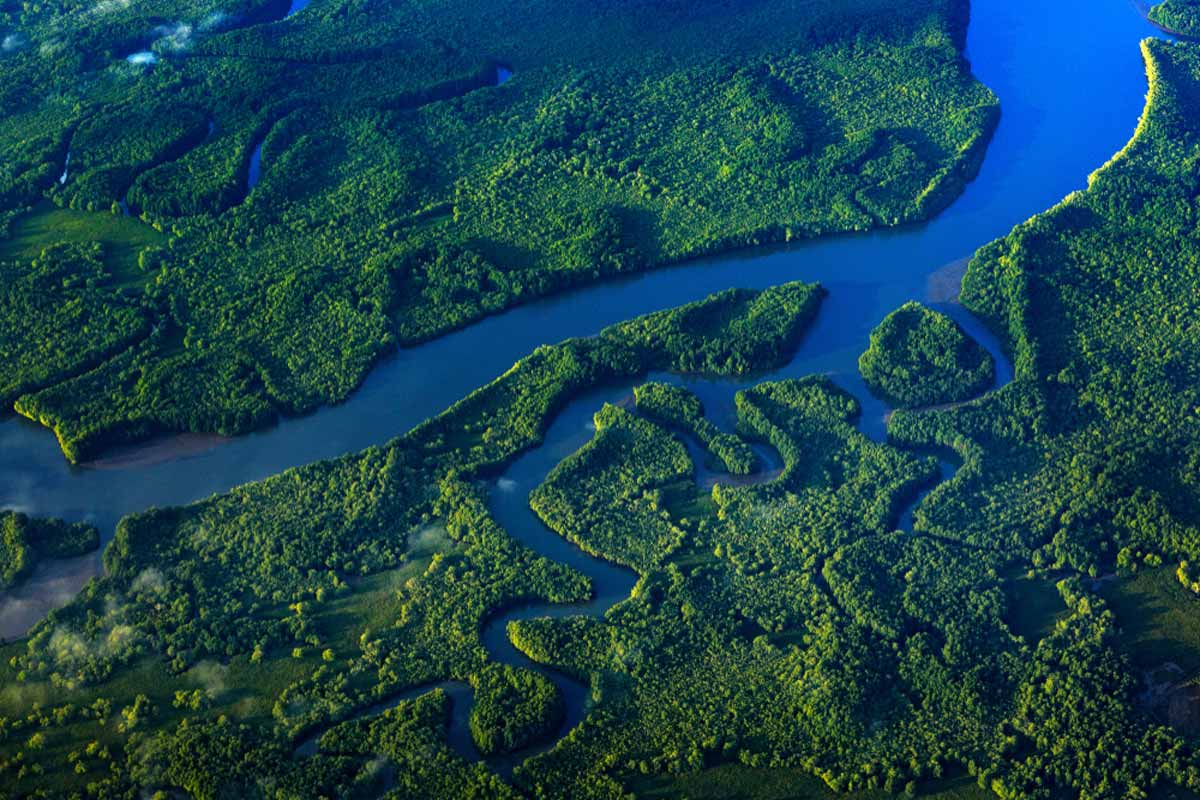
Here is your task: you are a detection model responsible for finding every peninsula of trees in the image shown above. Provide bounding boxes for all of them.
[0,0,996,460]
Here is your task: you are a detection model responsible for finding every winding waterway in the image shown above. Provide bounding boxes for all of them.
[0,0,1177,771]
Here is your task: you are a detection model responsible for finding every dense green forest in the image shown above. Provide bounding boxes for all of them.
[0,282,832,797]
[12,1,1200,799]
[0,512,98,591]
[11,29,1200,790]
[1150,0,1200,35]
[858,301,995,408]
[887,36,1200,795]
[633,382,758,474]
[0,0,997,460]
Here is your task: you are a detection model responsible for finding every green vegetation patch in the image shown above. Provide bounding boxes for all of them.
[1101,566,1200,675]
[0,0,996,460]
[0,511,99,591]
[1150,0,1200,36]
[469,663,564,756]
[0,241,150,411]
[858,301,994,408]
[0,204,164,287]
[531,403,693,572]
[606,283,825,376]
[315,690,517,798]
[634,381,757,474]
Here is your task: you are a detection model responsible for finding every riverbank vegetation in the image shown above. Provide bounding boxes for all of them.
[881,37,1200,797]
[469,664,564,756]
[0,0,996,461]
[0,512,98,591]
[858,301,994,408]
[1150,0,1200,36]
[633,382,757,474]
[531,403,694,572]
[0,283,828,797]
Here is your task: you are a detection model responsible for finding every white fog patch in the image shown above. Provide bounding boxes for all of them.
[199,12,229,31]
[126,51,157,65]
[92,0,131,13]
[151,22,193,51]
[361,757,388,780]
[130,567,166,595]
[2,34,24,52]
[497,477,519,493]
[187,660,229,699]
[407,524,451,553]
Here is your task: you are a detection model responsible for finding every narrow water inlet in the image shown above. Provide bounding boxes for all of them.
[247,140,265,191]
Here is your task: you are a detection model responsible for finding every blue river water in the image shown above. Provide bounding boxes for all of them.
[0,0,1170,676]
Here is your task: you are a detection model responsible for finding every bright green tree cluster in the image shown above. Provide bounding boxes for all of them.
[0,511,99,590]
[633,382,758,474]
[1149,0,1200,35]
[858,301,994,408]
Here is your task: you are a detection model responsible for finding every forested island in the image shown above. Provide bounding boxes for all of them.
[858,301,995,408]
[5,0,1200,798]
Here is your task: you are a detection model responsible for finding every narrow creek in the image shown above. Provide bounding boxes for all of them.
[0,0,1178,775]
[462,291,1016,771]
[291,300,1015,774]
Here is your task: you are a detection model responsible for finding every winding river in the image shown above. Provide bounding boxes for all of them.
[0,0,1176,777]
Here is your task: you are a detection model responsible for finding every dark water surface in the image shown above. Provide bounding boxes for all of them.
[0,0,1169,710]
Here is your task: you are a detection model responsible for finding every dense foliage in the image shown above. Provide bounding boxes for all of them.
[633,381,757,474]
[14,8,1200,800]
[0,282,828,797]
[470,664,565,756]
[0,0,996,460]
[0,241,149,415]
[531,403,694,572]
[1150,0,1200,36]
[858,301,994,408]
[0,511,99,590]
[879,37,1200,796]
